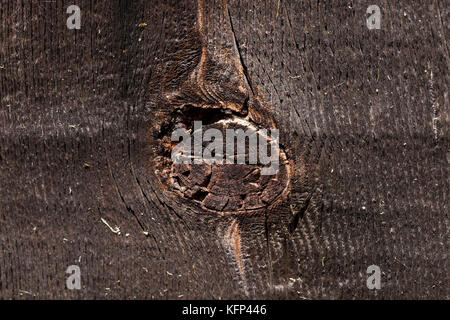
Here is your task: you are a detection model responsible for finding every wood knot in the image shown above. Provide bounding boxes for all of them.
[152,104,292,215]
[147,13,292,215]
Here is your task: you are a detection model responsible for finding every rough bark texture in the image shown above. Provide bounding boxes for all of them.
[0,0,448,299]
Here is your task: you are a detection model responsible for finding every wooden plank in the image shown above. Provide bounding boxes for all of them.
[0,0,447,299]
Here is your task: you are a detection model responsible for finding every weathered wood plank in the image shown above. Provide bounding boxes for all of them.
[0,0,447,299]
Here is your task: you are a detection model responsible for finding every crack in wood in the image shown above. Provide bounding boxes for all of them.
[147,0,295,297]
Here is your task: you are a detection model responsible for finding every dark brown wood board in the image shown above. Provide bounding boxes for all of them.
[0,0,448,299]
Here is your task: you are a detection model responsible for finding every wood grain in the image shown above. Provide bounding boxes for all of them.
[0,0,448,299]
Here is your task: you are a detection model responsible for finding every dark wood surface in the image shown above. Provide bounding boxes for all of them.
[0,0,448,299]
